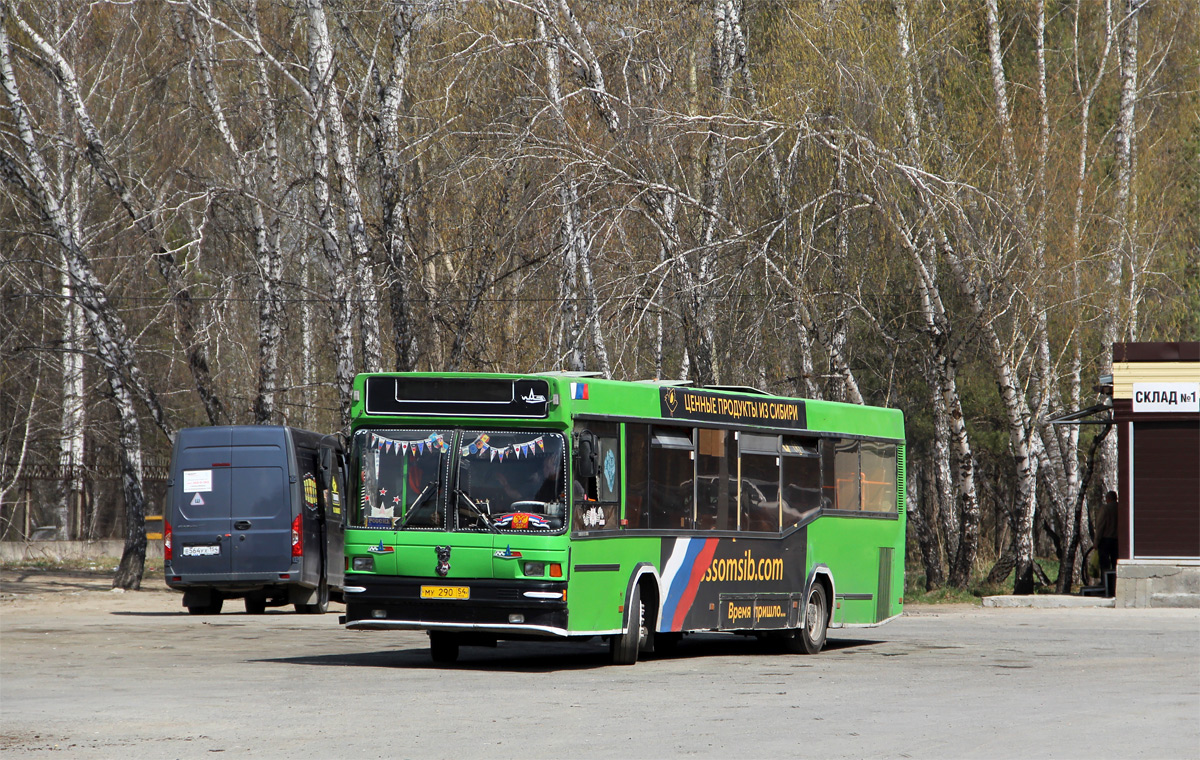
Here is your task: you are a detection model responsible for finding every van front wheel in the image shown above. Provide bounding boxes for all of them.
[294,578,329,614]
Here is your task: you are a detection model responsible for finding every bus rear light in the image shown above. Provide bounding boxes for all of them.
[549,563,562,578]
[291,514,303,556]
[163,520,173,561]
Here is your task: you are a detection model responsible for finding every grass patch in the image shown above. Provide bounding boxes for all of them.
[905,557,1076,603]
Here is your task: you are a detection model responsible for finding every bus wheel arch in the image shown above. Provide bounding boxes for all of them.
[610,565,659,665]
[787,566,833,655]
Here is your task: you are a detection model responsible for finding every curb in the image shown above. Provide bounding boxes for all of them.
[982,595,1115,608]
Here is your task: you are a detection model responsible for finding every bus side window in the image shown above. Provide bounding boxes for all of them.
[781,437,821,526]
[649,426,694,530]
[624,424,650,529]
[860,441,897,512]
[574,421,621,532]
[695,428,736,531]
[823,438,861,511]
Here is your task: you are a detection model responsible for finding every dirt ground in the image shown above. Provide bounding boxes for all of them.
[3,567,1198,759]
[0,567,347,616]
[1,568,177,614]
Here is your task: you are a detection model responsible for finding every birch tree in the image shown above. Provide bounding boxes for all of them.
[1,9,155,587]
[11,10,221,430]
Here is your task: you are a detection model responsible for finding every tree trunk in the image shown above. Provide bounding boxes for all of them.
[912,461,945,590]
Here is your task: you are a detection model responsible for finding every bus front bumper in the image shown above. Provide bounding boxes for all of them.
[342,575,569,637]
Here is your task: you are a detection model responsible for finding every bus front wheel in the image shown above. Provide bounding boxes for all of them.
[785,583,828,655]
[610,584,646,665]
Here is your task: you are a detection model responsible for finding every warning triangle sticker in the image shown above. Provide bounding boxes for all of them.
[191,493,205,506]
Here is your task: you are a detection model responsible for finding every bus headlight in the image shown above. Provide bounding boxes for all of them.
[523,561,545,577]
[352,556,375,571]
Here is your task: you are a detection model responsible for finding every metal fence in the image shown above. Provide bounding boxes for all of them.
[1,458,170,542]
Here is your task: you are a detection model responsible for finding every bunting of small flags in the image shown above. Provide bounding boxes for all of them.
[462,435,547,461]
[370,432,448,456]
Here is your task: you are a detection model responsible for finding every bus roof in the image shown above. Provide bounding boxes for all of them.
[351,372,903,441]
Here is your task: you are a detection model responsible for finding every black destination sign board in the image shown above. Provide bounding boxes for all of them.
[364,377,550,418]
[660,387,807,430]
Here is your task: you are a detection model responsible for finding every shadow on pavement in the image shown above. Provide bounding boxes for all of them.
[253,632,884,672]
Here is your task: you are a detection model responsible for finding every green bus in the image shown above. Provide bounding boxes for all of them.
[341,372,905,665]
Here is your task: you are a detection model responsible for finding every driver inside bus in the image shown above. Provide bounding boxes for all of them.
[495,453,561,510]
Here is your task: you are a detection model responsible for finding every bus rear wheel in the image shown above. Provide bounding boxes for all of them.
[785,583,828,655]
[429,632,460,664]
[610,585,646,665]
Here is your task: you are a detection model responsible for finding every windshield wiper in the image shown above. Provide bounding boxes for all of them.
[454,489,499,534]
[396,483,438,530]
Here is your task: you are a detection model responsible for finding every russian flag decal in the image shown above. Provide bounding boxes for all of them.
[570,382,589,400]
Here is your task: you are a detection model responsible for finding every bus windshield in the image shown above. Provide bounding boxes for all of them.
[455,431,566,532]
[353,428,566,532]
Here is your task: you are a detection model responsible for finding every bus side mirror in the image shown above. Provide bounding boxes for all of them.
[575,432,598,480]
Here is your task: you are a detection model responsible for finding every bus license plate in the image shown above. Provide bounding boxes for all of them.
[182,544,221,557]
[420,585,469,600]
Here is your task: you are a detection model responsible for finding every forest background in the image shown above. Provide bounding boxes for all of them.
[1,0,1195,589]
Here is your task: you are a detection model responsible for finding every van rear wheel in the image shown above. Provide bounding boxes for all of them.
[244,594,267,615]
[187,595,223,615]
[429,632,459,664]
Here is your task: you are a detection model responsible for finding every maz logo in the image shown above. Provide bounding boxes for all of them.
[521,389,547,404]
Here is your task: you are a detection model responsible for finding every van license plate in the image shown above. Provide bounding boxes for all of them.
[182,544,221,557]
[420,585,469,600]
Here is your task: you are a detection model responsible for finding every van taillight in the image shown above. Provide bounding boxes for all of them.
[291,514,303,557]
[164,520,173,561]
